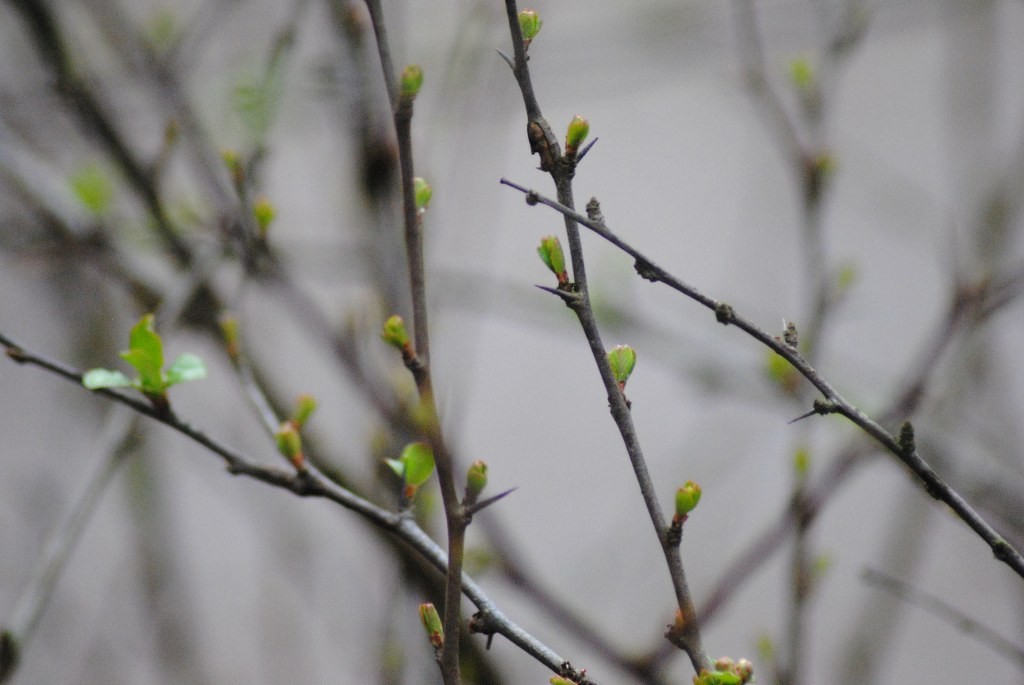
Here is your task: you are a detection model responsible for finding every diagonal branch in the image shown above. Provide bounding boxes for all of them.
[498,179,1024,581]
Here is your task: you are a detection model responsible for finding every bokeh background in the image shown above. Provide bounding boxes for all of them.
[2,0,1023,683]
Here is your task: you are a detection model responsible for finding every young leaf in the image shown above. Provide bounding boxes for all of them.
[401,442,435,487]
[82,369,134,390]
[120,314,165,393]
[165,353,207,386]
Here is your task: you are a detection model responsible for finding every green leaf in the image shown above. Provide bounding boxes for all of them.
[400,442,434,487]
[82,368,134,390]
[165,353,207,386]
[120,314,165,393]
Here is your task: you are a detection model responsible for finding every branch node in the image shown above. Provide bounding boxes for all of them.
[633,258,659,282]
[585,196,604,224]
[898,420,915,456]
[3,345,27,364]
[714,303,735,325]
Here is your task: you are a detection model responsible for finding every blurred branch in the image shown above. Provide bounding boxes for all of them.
[0,410,138,683]
[862,568,1024,669]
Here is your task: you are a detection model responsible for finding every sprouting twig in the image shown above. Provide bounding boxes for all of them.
[0,331,603,685]
[500,0,711,673]
[498,179,1024,582]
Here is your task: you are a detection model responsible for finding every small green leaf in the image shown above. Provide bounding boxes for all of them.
[82,368,134,390]
[418,603,444,648]
[165,353,207,386]
[401,442,435,487]
[120,314,165,393]
[537,235,567,282]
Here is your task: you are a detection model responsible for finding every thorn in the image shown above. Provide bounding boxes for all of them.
[788,397,837,424]
[576,136,598,162]
[495,48,514,70]
[535,284,579,306]
[464,486,518,518]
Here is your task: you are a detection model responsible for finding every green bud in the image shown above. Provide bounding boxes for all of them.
[537,235,568,284]
[565,115,589,155]
[518,9,542,42]
[253,196,276,237]
[292,394,317,428]
[607,345,637,387]
[675,481,702,517]
[413,177,432,212]
[382,315,410,350]
[418,603,444,649]
[789,56,815,92]
[550,678,577,685]
[465,460,488,501]
[70,163,113,216]
[400,64,424,99]
[793,447,810,476]
[274,421,304,469]
[219,314,240,360]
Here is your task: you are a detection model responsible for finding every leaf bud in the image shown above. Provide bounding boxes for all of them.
[400,64,424,100]
[465,460,488,502]
[382,315,411,351]
[675,481,702,517]
[291,394,317,428]
[253,196,276,237]
[537,235,568,285]
[274,421,305,470]
[518,9,542,45]
[413,177,432,212]
[550,678,578,685]
[418,603,444,649]
[607,344,637,388]
[565,115,589,156]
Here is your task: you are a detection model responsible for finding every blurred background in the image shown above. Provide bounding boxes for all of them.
[2,0,1023,683]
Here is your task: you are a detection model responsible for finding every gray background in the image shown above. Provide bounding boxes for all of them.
[2,0,1023,683]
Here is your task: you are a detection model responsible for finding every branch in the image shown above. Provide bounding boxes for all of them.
[0,332,602,685]
[498,180,1024,581]
[500,2,711,673]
